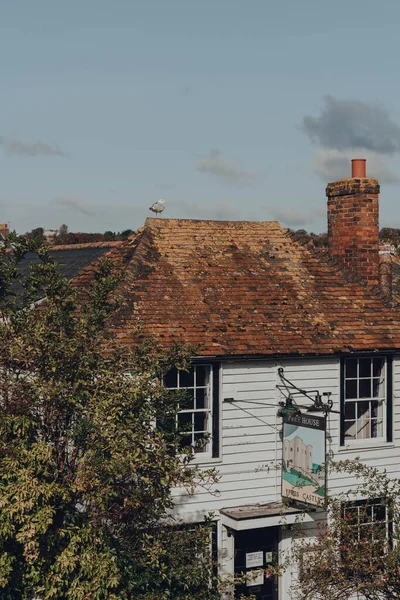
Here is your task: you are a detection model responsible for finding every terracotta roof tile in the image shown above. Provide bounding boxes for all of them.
[73,218,400,357]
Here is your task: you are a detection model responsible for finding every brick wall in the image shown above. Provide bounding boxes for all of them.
[326,178,380,286]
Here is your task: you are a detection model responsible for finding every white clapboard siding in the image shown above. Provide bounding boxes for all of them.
[173,355,400,519]
[174,357,337,518]
[171,355,400,600]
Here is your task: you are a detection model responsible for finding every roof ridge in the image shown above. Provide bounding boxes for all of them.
[144,217,282,227]
[50,241,124,251]
[70,228,146,289]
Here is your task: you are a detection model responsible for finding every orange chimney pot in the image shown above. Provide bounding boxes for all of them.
[351,158,366,178]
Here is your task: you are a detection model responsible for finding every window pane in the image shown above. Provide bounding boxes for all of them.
[358,401,370,419]
[193,432,207,451]
[344,420,356,439]
[359,379,372,398]
[373,358,385,377]
[373,503,386,523]
[194,411,208,433]
[345,401,356,419]
[359,358,372,378]
[356,419,370,439]
[196,365,208,387]
[371,419,383,438]
[345,380,357,399]
[164,368,178,388]
[157,415,175,434]
[180,367,194,388]
[372,379,385,398]
[180,391,195,411]
[343,505,358,525]
[345,359,358,378]
[362,503,374,521]
[371,400,380,418]
[178,412,192,431]
[196,388,210,409]
[179,433,192,449]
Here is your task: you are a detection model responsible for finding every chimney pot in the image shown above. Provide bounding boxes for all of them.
[352,158,366,178]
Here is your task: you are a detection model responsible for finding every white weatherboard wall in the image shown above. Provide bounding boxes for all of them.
[329,353,400,494]
[173,354,400,518]
[173,357,339,519]
[172,355,400,599]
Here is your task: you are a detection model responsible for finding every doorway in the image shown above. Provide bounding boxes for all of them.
[234,527,279,600]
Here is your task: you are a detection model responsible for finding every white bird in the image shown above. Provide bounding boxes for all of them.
[149,199,166,217]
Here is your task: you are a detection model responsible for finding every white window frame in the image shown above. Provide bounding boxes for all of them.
[164,364,214,458]
[343,356,387,444]
[342,497,393,555]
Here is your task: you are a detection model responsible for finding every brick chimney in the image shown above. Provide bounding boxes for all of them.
[326,159,380,286]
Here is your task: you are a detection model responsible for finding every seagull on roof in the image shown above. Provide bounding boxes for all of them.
[149,199,166,217]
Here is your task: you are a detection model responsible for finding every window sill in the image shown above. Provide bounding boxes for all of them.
[189,455,222,466]
[337,441,395,454]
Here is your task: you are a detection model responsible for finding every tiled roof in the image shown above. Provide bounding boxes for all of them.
[14,243,124,302]
[391,255,400,298]
[50,241,123,251]
[72,218,400,357]
[18,245,119,283]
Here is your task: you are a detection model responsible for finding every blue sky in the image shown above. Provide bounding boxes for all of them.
[2,0,400,234]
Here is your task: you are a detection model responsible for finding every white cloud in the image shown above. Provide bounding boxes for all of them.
[313,148,400,184]
[51,197,93,217]
[264,205,315,227]
[196,148,256,186]
[0,136,66,157]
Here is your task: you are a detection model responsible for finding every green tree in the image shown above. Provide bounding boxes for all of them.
[119,230,134,240]
[291,460,400,600]
[25,227,45,245]
[0,233,220,600]
[56,224,68,244]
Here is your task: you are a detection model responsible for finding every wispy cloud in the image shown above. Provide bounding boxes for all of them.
[196,148,256,186]
[176,85,192,97]
[0,136,66,157]
[51,197,93,217]
[264,205,325,228]
[314,148,400,185]
[171,199,241,220]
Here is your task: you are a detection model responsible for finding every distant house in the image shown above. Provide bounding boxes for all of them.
[43,229,58,243]
[380,241,396,255]
[0,223,8,243]
[17,159,400,599]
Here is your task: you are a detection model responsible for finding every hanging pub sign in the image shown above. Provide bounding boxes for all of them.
[282,412,326,508]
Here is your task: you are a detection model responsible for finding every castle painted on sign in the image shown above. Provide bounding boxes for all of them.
[283,437,314,481]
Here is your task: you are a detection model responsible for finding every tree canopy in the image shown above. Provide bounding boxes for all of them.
[0,234,220,599]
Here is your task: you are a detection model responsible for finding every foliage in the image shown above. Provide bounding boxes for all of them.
[0,233,220,599]
[292,460,400,600]
[25,227,46,245]
[51,226,135,246]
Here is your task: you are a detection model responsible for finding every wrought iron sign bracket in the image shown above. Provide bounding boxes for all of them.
[277,367,337,416]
